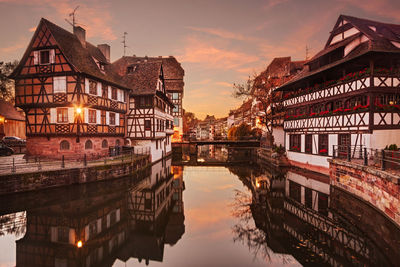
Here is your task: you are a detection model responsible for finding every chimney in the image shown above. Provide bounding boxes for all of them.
[73,26,86,47]
[98,44,110,63]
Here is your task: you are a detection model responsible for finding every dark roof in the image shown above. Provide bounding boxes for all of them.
[277,15,400,90]
[112,56,184,92]
[0,100,25,121]
[10,18,128,89]
[112,57,164,95]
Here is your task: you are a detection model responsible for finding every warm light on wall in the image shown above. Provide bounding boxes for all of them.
[0,116,4,123]
[76,240,83,248]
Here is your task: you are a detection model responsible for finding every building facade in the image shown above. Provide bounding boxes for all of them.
[277,15,400,174]
[10,19,128,159]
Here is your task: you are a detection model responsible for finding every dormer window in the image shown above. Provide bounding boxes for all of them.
[127,65,137,74]
[99,63,105,71]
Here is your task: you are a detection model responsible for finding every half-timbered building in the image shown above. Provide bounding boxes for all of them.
[276,15,400,174]
[10,18,129,159]
[113,58,174,162]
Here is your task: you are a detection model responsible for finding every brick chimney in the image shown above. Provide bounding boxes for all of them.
[97,44,110,63]
[73,26,86,48]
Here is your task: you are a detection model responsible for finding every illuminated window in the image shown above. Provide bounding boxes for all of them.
[88,109,96,124]
[57,108,68,123]
[112,88,118,100]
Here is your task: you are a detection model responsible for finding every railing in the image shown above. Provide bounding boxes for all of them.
[0,147,150,175]
[332,145,400,170]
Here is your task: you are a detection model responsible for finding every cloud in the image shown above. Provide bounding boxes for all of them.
[186,26,257,41]
[342,0,400,23]
[178,36,259,70]
[0,37,28,53]
[215,81,232,87]
[28,27,36,32]
[0,0,117,40]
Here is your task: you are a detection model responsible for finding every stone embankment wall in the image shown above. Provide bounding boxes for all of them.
[329,159,400,227]
[0,155,150,195]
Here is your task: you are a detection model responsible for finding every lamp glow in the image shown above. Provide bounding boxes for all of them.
[77,240,83,248]
[76,107,82,114]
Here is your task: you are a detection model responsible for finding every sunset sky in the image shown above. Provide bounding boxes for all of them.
[1,0,399,119]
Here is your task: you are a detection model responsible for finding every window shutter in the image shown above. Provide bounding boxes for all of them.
[85,78,89,94]
[106,214,110,228]
[50,49,55,64]
[106,111,109,125]
[69,228,75,245]
[97,82,102,96]
[68,108,74,123]
[116,209,120,222]
[108,86,112,100]
[97,218,102,234]
[84,108,88,123]
[50,226,57,242]
[50,108,57,123]
[115,113,119,126]
[33,51,39,65]
[96,110,101,124]
[84,225,89,241]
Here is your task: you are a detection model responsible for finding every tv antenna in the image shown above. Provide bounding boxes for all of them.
[305,45,310,60]
[122,32,128,56]
[65,6,80,28]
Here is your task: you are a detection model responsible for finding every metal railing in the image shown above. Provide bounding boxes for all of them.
[332,145,400,170]
[0,147,150,175]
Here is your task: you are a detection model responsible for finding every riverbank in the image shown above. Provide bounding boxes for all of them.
[0,154,151,195]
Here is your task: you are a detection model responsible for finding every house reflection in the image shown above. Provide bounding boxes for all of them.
[14,159,185,267]
[230,165,395,266]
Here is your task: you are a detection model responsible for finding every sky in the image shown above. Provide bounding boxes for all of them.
[1,0,400,119]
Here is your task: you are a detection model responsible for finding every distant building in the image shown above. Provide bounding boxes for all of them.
[0,100,25,139]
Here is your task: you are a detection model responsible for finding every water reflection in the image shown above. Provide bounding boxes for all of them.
[11,158,184,267]
[229,164,399,266]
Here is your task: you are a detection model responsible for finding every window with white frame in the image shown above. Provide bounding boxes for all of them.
[34,49,55,65]
[53,76,67,93]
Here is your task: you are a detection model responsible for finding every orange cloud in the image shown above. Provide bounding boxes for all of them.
[215,81,232,87]
[178,36,259,70]
[186,26,258,42]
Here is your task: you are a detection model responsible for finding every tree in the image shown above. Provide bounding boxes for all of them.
[0,60,19,103]
[183,110,199,133]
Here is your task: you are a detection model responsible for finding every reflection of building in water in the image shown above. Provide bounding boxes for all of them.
[245,166,393,266]
[16,186,128,267]
[13,158,185,266]
[119,158,185,265]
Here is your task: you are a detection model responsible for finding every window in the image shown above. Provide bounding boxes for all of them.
[115,139,120,146]
[318,134,328,155]
[318,192,329,216]
[53,76,66,93]
[173,105,179,113]
[112,88,118,100]
[85,140,93,149]
[144,120,151,130]
[289,181,301,203]
[89,109,96,124]
[174,118,179,126]
[172,93,179,100]
[338,134,351,158]
[57,227,69,243]
[88,221,97,238]
[109,112,115,125]
[305,188,312,209]
[102,84,108,98]
[102,140,108,148]
[101,110,106,125]
[60,140,70,150]
[110,210,117,225]
[305,134,312,154]
[156,140,158,149]
[57,108,68,123]
[289,134,301,152]
[145,199,152,210]
[40,50,50,64]
[89,80,97,95]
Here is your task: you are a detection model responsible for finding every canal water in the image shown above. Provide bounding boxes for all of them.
[0,147,399,266]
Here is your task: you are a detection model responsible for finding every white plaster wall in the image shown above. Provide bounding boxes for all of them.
[370,130,400,149]
[328,134,338,156]
[273,127,284,147]
[287,151,330,168]
[286,171,330,194]
[301,134,305,153]
[135,139,166,163]
[285,133,290,149]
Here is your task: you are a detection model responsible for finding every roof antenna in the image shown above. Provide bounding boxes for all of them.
[65,6,80,29]
[305,45,311,60]
[122,32,128,56]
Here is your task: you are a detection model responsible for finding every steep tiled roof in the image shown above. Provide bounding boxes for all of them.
[277,15,400,90]
[11,18,128,89]
[0,100,25,121]
[112,56,184,92]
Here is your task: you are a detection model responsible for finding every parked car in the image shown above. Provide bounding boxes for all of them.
[0,144,14,156]
[2,136,26,145]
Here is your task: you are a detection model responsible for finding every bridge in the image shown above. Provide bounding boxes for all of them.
[172,140,260,146]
